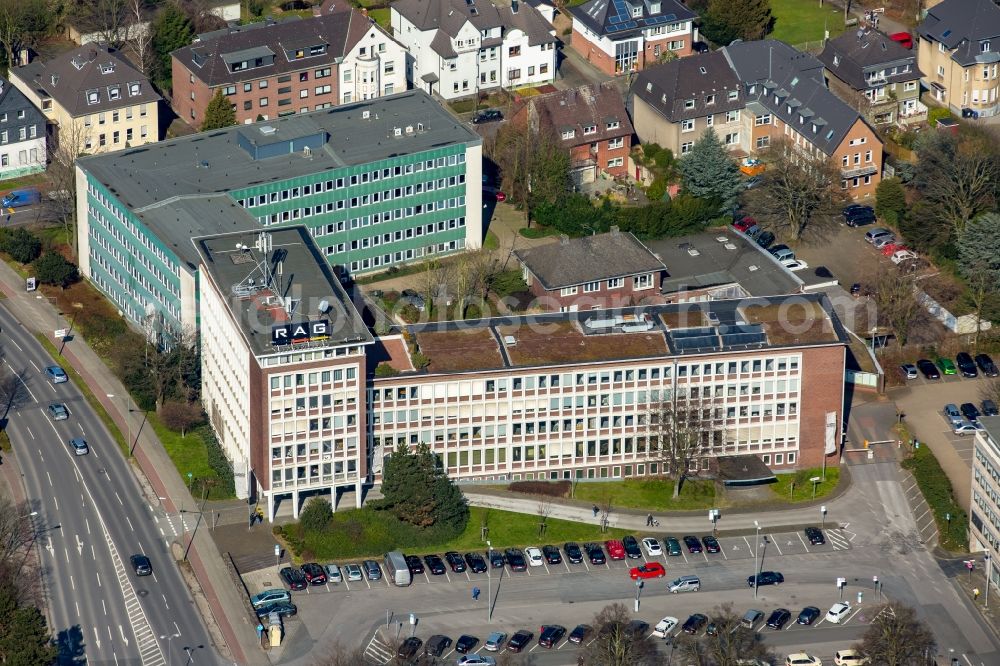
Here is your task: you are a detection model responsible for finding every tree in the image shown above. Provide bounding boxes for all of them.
[71,0,129,49]
[875,177,907,227]
[701,0,772,45]
[490,119,570,217]
[855,602,935,666]
[872,265,921,346]
[679,128,743,213]
[32,252,78,288]
[0,0,55,70]
[648,395,724,498]
[957,213,1000,345]
[374,443,469,532]
[0,497,34,565]
[129,0,155,76]
[0,365,30,420]
[158,400,204,436]
[150,1,194,92]
[201,88,237,131]
[746,137,842,241]
[579,603,659,666]
[673,603,774,666]
[0,228,40,264]
[299,497,332,533]
[0,565,58,665]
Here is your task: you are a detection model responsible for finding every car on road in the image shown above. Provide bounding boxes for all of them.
[604,539,626,560]
[584,543,606,564]
[472,109,503,124]
[977,353,999,377]
[541,545,561,564]
[826,602,852,624]
[741,609,764,628]
[962,402,981,423]
[629,562,666,580]
[455,635,478,653]
[652,616,679,638]
[344,563,363,581]
[483,631,506,651]
[804,526,825,545]
[130,554,152,576]
[301,562,327,585]
[507,630,533,653]
[486,549,504,568]
[396,636,422,660]
[957,352,979,377]
[464,552,488,573]
[796,606,821,625]
[404,555,424,575]
[984,400,1000,417]
[665,536,682,556]
[899,363,918,380]
[954,422,979,436]
[250,589,291,608]
[939,358,957,375]
[45,365,68,383]
[424,554,446,575]
[323,564,342,583]
[641,537,662,557]
[748,571,784,587]
[568,624,592,644]
[683,535,702,553]
[445,551,467,572]
[279,566,307,591]
[682,614,708,634]
[669,575,701,593]
[944,403,964,427]
[254,601,296,619]
[622,535,643,559]
[504,548,527,571]
[69,437,89,456]
[766,608,791,629]
[917,359,940,379]
[362,559,381,580]
[525,547,544,567]
[786,655,823,666]
[47,403,69,421]
[424,634,452,657]
[564,542,583,564]
[458,656,496,666]
[538,625,566,648]
[701,535,721,553]
[835,649,868,665]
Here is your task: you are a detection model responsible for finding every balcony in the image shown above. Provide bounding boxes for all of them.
[841,164,879,179]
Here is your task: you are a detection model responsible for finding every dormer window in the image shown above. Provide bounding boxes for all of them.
[728,90,738,101]
[706,94,715,105]
[86,89,100,105]
[108,85,121,101]
[607,120,620,130]
[561,129,575,139]
[646,82,653,92]
[684,99,695,109]
[787,105,791,114]
[310,44,326,56]
[833,55,840,66]
[983,41,991,53]
[128,82,141,97]
[651,2,660,12]
[583,124,597,135]
[99,62,114,74]
[812,124,818,133]
[631,6,642,17]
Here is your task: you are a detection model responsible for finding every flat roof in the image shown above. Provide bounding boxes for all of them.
[193,225,372,356]
[78,89,482,212]
[514,229,665,290]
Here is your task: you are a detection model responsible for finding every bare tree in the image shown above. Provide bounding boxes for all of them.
[0,497,34,566]
[308,640,368,666]
[47,121,88,257]
[872,265,921,346]
[673,603,774,666]
[599,493,613,533]
[855,603,935,666]
[158,400,204,436]
[89,0,130,49]
[128,0,154,75]
[579,603,660,666]
[647,395,723,498]
[419,260,454,319]
[536,501,552,537]
[0,367,30,420]
[0,0,54,70]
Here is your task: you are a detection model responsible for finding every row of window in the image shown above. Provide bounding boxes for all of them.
[0,124,37,144]
[272,439,359,461]
[256,195,466,227]
[88,205,179,298]
[85,82,143,106]
[559,274,652,296]
[90,242,179,321]
[83,105,149,128]
[270,460,358,487]
[269,368,357,389]
[83,125,148,150]
[348,239,463,273]
[0,147,39,168]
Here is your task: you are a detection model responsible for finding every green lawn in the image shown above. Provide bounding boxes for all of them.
[149,414,232,500]
[368,8,390,30]
[769,0,846,46]
[483,231,500,250]
[770,467,841,503]
[569,478,716,511]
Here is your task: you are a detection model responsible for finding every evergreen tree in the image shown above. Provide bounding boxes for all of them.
[679,128,743,213]
[201,89,237,131]
[702,0,772,45]
[375,443,468,532]
[150,2,194,93]
[0,568,58,665]
[33,252,79,288]
[875,177,906,226]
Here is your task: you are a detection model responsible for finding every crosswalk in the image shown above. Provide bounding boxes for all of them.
[363,633,394,665]
[103,523,165,666]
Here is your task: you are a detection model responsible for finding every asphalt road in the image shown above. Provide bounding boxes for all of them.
[0,305,220,666]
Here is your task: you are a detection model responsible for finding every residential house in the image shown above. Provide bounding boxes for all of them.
[916,0,1000,117]
[818,28,926,125]
[513,81,633,182]
[11,45,160,154]
[391,0,557,99]
[568,0,696,76]
[171,2,407,126]
[0,78,45,180]
[631,40,883,199]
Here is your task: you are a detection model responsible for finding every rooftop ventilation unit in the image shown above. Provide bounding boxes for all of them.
[259,125,277,136]
[748,265,759,272]
[362,110,370,119]
[503,335,516,346]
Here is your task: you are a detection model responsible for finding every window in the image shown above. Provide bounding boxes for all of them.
[608,137,624,149]
[316,67,331,78]
[259,80,269,89]
[560,286,578,296]
[561,129,575,139]
[865,150,872,163]
[684,98,695,109]
[984,41,992,53]
[607,120,620,130]
[508,45,521,57]
[385,61,395,74]
[705,94,715,105]
[755,113,771,125]
[607,157,624,168]
[938,65,945,77]
[728,90,738,101]
[607,278,623,289]
[632,6,642,17]
[669,40,684,50]
[259,97,269,107]
[583,124,597,135]
[634,274,653,289]
[314,85,331,95]
[223,85,236,96]
[107,86,120,100]
[509,68,521,80]
[680,141,693,154]
[724,132,739,145]
[299,89,309,98]
[344,70,352,82]
[725,110,740,122]
[755,135,770,149]
[681,119,695,132]
[86,89,99,105]
[384,82,394,95]
[583,281,600,293]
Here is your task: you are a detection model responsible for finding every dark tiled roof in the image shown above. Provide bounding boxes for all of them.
[0,77,45,134]
[817,29,923,91]
[632,51,742,122]
[918,0,1000,67]
[514,229,665,290]
[394,0,555,48]
[568,0,693,40]
[524,81,632,148]
[12,45,160,117]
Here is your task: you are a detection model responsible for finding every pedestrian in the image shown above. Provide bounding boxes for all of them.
[593,505,599,518]
[646,513,653,527]
[472,586,480,601]
[974,588,981,601]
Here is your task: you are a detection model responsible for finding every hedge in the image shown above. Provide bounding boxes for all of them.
[902,444,968,552]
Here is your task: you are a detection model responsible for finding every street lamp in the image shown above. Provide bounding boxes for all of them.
[986,554,992,607]
[159,632,180,663]
[487,540,493,623]
[634,579,643,612]
[107,393,133,455]
[946,512,952,538]
[752,520,761,599]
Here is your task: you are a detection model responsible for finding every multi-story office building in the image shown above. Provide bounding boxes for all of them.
[75,90,482,341]
[970,416,1000,594]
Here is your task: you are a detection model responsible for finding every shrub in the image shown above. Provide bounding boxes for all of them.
[902,444,967,551]
[202,427,235,497]
[927,107,955,125]
[509,480,571,498]
[33,252,79,287]
[374,362,399,377]
[646,178,668,202]
[411,352,430,368]
[299,497,332,533]
[0,228,41,264]
[491,270,529,297]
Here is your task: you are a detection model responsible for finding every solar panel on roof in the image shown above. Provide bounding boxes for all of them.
[671,326,717,339]
[673,335,720,351]
[609,15,622,23]
[721,332,767,347]
[623,20,638,29]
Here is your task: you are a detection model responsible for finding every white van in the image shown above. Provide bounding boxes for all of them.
[383,551,411,587]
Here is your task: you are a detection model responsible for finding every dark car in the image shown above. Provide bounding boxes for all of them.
[505,548,527,571]
[473,109,504,124]
[301,562,327,585]
[625,620,649,637]
[705,621,719,636]
[564,542,584,564]
[683,535,703,553]
[622,535,642,559]
[507,630,533,653]
[405,554,424,575]
[445,551,467,573]
[692,41,710,53]
[682,614,708,634]
[538,625,566,648]
[962,402,982,424]
[280,567,308,591]
[130,554,152,576]
[568,624,592,644]
[424,635,452,657]
[396,636,422,660]
[796,606,821,625]
[665,537,682,556]
[804,527,825,545]
[766,608,791,629]
[984,399,999,417]
[843,203,873,217]
[702,535,721,553]
[977,353,999,377]
[756,231,776,249]
[917,359,940,379]
[583,543,606,565]
[541,545,562,564]
[748,571,784,587]
[843,205,876,227]
[464,552,488,573]
[254,601,297,619]
[423,554,446,575]
[957,352,979,378]
[455,635,478,654]
[486,549,505,569]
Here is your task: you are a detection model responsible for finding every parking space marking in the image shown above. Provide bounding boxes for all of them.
[842,607,864,625]
[743,536,753,553]
[814,618,826,628]
[542,560,551,575]
[796,532,810,552]
[363,577,371,589]
[769,535,783,555]
[444,570,452,583]
[562,559,571,573]
[680,551,689,564]
[442,648,454,659]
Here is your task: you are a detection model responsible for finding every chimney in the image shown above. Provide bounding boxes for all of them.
[559,234,570,245]
[18,48,29,66]
[50,74,58,86]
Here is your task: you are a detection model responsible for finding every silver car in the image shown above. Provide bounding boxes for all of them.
[344,563,363,581]
[324,563,342,583]
[47,403,69,421]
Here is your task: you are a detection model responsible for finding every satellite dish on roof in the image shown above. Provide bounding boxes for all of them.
[318,299,330,314]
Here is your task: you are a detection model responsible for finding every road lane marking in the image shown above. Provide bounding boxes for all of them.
[64,547,68,563]
[26,426,33,439]
[53,496,58,511]
[173,621,181,636]
[45,471,52,486]
[125,516,134,532]
[91,545,96,560]
[96,572,102,587]
[93,626,99,647]
[115,491,123,506]
[86,519,91,534]
[70,575,75,591]
[162,594,168,610]
[102,600,107,615]
[119,625,129,645]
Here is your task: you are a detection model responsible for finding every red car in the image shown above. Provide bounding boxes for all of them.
[629,562,666,580]
[604,539,626,560]
[881,243,908,256]
[300,562,327,585]
[733,216,756,232]
[890,32,913,49]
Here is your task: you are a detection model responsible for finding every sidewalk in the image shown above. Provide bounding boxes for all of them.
[0,262,268,666]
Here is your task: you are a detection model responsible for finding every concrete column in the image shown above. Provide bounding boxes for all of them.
[267,493,275,523]
[292,489,300,519]
[355,480,362,509]
[330,485,337,513]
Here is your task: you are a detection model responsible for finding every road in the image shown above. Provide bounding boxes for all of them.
[0,305,220,666]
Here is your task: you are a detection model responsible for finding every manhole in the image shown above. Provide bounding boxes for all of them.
[137,589,148,597]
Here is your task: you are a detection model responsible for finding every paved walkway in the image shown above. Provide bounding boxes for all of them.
[0,262,267,665]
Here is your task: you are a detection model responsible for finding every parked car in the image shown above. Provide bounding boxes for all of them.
[983,400,999,417]
[564,542,583,564]
[669,575,701,593]
[362,560,381,581]
[541,545,562,564]
[399,289,426,312]
[786,654,823,666]
[835,648,869,665]
[957,352,979,377]
[944,403,964,427]
[457,656,496,666]
[873,234,897,249]
[604,539,626,560]
[938,358,958,375]
[652,616,679,638]
[781,258,809,271]
[748,571,784,587]
[733,216,756,232]
[804,527,825,545]
[756,231,776,248]
[279,567,308,591]
[826,602,852,624]
[524,547,544,567]
[796,606,821,625]
[917,359,940,379]
[538,625,566,648]
[692,41,710,53]
[584,543,606,565]
[396,636,422,660]
[641,537,662,557]
[770,245,795,263]
[568,624,592,644]
[472,109,503,124]
[954,422,979,436]
[899,363,918,380]
[977,353,1000,377]
[424,634,452,657]
[621,535,642,559]
[404,555,424,575]
[664,537,682,556]
[507,630,533,653]
[300,562,327,585]
[766,608,791,629]
[130,554,152,576]
[45,365,68,383]
[483,631,506,651]
[864,228,892,243]
[465,552,488,573]
[254,601,296,619]
[741,609,764,628]
[625,620,649,637]
[702,535,721,553]
[962,402,981,424]
[629,562,666,580]
[891,249,918,264]
[250,589,291,608]
[344,563,363,581]
[683,535,703,553]
[682,613,708,634]
[445,551,467,573]
[455,635,478,654]
[504,548,527,571]
[47,403,69,421]
[323,563,342,583]
[844,206,876,227]
[423,554,446,575]
[487,549,505,568]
